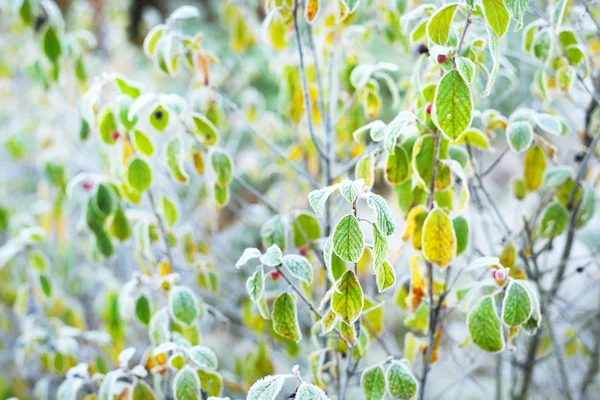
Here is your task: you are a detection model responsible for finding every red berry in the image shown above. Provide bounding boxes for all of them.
[426,103,432,114]
[299,247,308,256]
[437,54,447,64]
[82,181,94,191]
[111,131,120,141]
[270,271,281,280]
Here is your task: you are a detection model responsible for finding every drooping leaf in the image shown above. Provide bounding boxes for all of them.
[501,280,532,326]
[481,0,510,38]
[452,215,469,256]
[422,208,456,268]
[235,248,261,268]
[272,293,302,342]
[210,150,233,186]
[467,296,504,352]
[376,260,396,293]
[246,266,265,303]
[166,137,189,184]
[356,155,375,188]
[505,0,529,25]
[433,70,473,140]
[386,146,410,185]
[332,270,364,324]
[523,145,546,191]
[308,185,337,218]
[371,224,388,272]
[43,27,62,63]
[365,193,396,236]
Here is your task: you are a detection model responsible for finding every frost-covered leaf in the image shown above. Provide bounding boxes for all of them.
[523,145,546,191]
[539,201,568,238]
[308,186,337,218]
[365,193,396,236]
[386,360,418,399]
[188,346,218,371]
[296,383,328,400]
[484,26,501,96]
[506,121,533,153]
[260,244,283,267]
[162,196,178,227]
[211,150,233,186]
[339,179,364,203]
[282,254,313,284]
[169,287,200,326]
[333,215,364,263]
[341,0,361,13]
[356,155,375,188]
[132,380,158,400]
[505,0,529,25]
[168,5,200,21]
[236,248,261,268]
[422,208,456,268]
[247,375,285,400]
[173,366,201,400]
[385,146,410,185]
[456,57,476,84]
[361,365,386,400]
[272,293,302,342]
[433,70,473,140]
[426,4,458,45]
[149,307,170,344]
[246,266,265,303]
[376,260,396,293]
[371,224,388,272]
[133,130,154,156]
[532,113,562,136]
[261,216,288,252]
[332,270,364,324]
[467,296,504,352]
[481,0,510,38]
[501,280,532,326]
[166,137,189,184]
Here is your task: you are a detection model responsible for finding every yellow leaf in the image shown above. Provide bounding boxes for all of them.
[523,145,546,191]
[452,128,491,150]
[406,255,426,312]
[422,207,456,268]
[305,0,320,24]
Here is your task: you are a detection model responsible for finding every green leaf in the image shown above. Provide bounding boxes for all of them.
[576,182,596,228]
[467,296,505,352]
[422,207,456,268]
[149,105,169,132]
[162,196,178,227]
[481,0,510,38]
[372,224,388,272]
[148,308,170,344]
[166,137,189,184]
[376,260,396,293]
[169,287,200,326]
[292,212,321,247]
[127,158,153,192]
[501,280,532,327]
[333,214,364,262]
[39,273,52,297]
[332,270,364,324]
[43,27,62,63]
[426,3,458,45]
[211,150,233,186]
[173,366,201,400]
[539,201,569,238]
[272,293,302,342]
[188,346,218,371]
[452,216,469,256]
[133,130,155,156]
[132,380,158,400]
[366,193,396,236]
[99,107,118,145]
[191,113,219,146]
[144,26,164,57]
[213,183,229,207]
[261,215,288,251]
[296,383,328,400]
[308,185,337,218]
[532,113,562,136]
[339,179,365,202]
[484,26,501,96]
[385,146,410,184]
[361,365,386,400]
[433,70,473,140]
[356,155,375,188]
[115,76,142,99]
[260,244,283,266]
[282,255,313,284]
[387,360,419,400]
[246,266,265,303]
[19,0,33,25]
[247,375,285,400]
[135,294,152,326]
[505,0,529,25]
[456,57,476,84]
[506,121,533,153]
